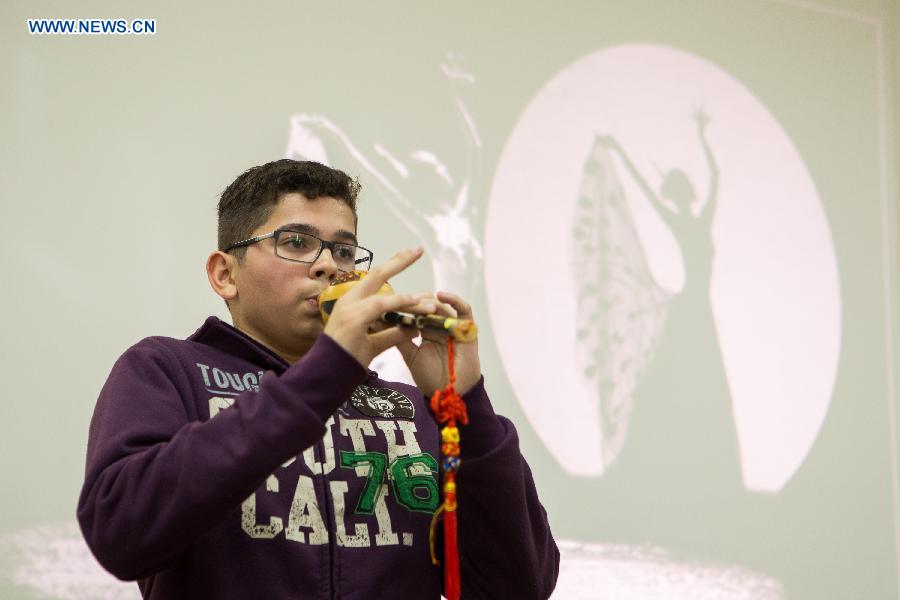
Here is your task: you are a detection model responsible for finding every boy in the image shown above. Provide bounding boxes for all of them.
[78,159,559,598]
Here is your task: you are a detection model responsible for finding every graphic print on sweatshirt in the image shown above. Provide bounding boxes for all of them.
[351,384,415,419]
[206,374,439,551]
[195,362,265,395]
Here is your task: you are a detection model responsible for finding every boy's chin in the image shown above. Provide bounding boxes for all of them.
[290,319,324,339]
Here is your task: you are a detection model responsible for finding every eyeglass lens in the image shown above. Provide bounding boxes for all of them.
[276,232,366,271]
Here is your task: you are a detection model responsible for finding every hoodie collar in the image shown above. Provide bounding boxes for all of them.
[188,316,379,379]
[188,316,291,373]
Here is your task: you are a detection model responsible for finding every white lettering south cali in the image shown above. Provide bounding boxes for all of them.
[208,397,431,549]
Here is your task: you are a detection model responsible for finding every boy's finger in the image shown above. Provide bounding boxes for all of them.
[368,326,419,357]
[435,291,472,319]
[354,247,423,297]
[430,300,457,318]
[354,292,419,325]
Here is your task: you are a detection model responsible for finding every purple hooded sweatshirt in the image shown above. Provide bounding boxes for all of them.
[77,316,559,599]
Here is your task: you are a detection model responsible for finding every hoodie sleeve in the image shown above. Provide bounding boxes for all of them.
[451,378,560,599]
[76,334,367,581]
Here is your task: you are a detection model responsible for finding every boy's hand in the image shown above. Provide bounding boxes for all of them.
[397,290,482,397]
[323,248,427,367]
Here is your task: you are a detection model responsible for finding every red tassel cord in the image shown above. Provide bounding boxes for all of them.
[428,337,468,600]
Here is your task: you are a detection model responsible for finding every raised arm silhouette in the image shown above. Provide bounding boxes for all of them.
[585,113,746,559]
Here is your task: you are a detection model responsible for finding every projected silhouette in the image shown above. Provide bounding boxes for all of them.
[285,54,484,302]
[580,112,747,552]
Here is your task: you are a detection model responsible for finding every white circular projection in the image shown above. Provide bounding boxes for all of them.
[485,44,841,491]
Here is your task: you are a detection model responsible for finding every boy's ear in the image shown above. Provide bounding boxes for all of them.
[206,251,238,302]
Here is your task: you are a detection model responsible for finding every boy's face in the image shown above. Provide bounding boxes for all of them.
[229,192,358,362]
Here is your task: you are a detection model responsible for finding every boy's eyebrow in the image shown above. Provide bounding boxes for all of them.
[279,223,359,245]
[333,229,359,245]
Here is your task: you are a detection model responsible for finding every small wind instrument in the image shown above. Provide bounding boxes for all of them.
[317,270,477,343]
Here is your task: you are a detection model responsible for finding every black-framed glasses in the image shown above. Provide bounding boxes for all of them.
[225,229,374,272]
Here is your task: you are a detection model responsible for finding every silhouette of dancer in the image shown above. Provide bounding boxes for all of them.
[285,54,484,301]
[587,112,746,556]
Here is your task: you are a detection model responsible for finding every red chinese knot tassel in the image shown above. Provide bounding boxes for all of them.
[429,337,468,600]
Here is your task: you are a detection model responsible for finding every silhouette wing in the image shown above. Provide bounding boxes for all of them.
[571,138,671,467]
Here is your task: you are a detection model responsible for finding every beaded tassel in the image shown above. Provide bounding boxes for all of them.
[429,337,468,600]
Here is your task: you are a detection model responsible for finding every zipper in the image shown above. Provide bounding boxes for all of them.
[315,436,338,600]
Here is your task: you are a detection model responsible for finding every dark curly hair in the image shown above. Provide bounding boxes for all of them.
[218,159,361,258]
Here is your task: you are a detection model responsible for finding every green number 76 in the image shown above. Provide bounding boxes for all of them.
[340,451,439,515]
